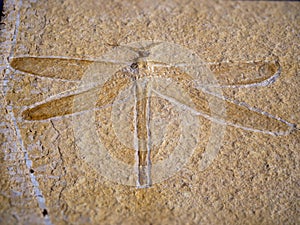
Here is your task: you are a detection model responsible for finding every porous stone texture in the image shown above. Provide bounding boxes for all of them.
[0,1,299,225]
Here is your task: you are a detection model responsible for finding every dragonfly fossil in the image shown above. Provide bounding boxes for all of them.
[8,42,297,188]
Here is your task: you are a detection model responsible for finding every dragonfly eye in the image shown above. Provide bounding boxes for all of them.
[130,62,139,70]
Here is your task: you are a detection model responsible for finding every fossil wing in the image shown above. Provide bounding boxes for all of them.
[10,57,93,81]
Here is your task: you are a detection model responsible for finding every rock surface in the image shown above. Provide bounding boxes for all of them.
[0,0,299,225]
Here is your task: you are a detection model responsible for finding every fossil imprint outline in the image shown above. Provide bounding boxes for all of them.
[8,41,297,188]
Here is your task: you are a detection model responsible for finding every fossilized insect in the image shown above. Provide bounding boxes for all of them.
[7,41,297,188]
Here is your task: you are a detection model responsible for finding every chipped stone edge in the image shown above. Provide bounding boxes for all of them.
[0,1,53,224]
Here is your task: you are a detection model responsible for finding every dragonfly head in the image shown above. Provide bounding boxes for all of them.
[130,60,150,72]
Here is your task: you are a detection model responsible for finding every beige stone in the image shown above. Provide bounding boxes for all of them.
[1,0,299,225]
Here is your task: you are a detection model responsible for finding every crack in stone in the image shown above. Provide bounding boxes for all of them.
[7,105,53,225]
